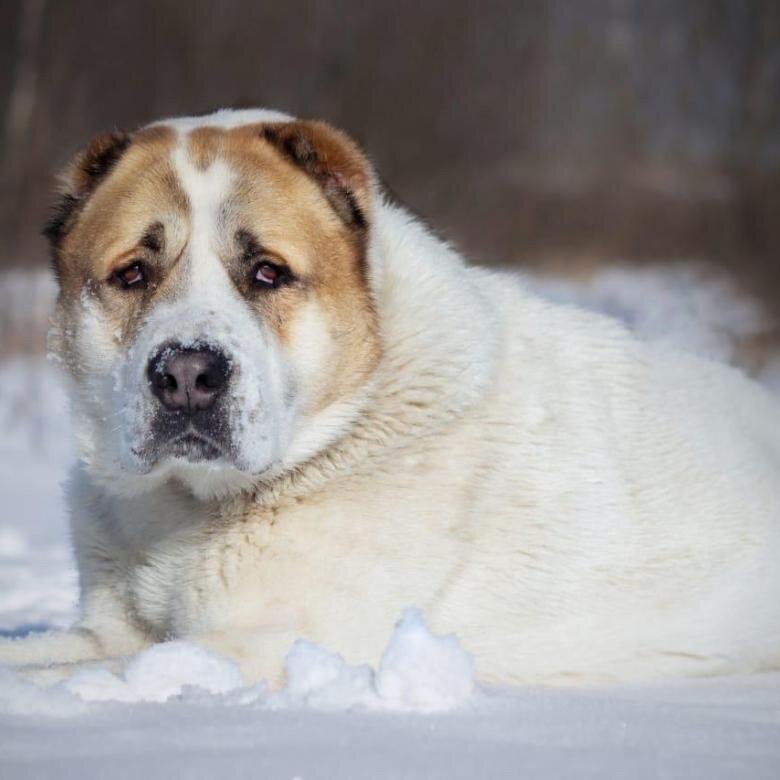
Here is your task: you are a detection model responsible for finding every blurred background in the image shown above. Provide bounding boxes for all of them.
[1,0,779,352]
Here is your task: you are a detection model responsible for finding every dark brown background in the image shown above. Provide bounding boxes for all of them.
[2,0,779,311]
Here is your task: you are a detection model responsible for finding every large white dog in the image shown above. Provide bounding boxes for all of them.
[2,109,779,686]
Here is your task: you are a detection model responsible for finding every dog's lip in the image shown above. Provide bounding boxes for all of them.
[173,428,224,450]
[151,427,228,462]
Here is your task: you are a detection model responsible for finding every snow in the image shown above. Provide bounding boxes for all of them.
[262,609,476,713]
[1,263,780,778]
[373,609,475,712]
[58,609,475,712]
[65,642,246,704]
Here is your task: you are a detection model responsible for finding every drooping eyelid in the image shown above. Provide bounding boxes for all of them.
[108,259,147,290]
[105,252,143,283]
[103,227,163,283]
[104,246,155,284]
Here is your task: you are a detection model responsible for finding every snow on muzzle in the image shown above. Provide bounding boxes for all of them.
[114,302,293,477]
[144,339,235,464]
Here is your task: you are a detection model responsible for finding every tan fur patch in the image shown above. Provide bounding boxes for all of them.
[232,122,380,410]
[52,118,380,414]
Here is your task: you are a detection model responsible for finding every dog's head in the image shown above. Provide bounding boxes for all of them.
[46,110,381,499]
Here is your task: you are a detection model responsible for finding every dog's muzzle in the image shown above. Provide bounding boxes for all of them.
[145,342,234,462]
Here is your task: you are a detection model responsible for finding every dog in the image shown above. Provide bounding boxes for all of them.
[1,108,779,688]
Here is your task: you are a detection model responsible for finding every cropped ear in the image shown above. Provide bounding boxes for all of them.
[43,130,132,251]
[260,121,373,232]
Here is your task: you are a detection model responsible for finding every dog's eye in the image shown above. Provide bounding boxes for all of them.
[112,261,147,290]
[251,260,288,289]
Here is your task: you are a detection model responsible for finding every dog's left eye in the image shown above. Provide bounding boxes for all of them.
[251,260,289,289]
[112,261,147,290]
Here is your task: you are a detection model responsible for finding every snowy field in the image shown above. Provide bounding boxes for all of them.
[1,265,780,778]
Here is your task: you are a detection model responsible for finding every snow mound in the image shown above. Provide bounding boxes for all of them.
[375,608,475,710]
[65,641,244,703]
[266,608,475,712]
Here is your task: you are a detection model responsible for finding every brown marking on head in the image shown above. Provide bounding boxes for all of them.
[259,120,372,232]
[43,131,131,256]
[54,127,184,284]
[48,115,380,415]
[222,121,379,409]
[47,125,187,365]
[186,126,223,171]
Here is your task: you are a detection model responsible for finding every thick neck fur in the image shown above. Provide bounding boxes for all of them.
[247,199,502,507]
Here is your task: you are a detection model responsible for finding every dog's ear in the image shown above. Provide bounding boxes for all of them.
[43,131,132,252]
[260,121,373,232]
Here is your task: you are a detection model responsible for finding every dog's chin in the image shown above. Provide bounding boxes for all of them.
[123,434,262,501]
[165,457,259,501]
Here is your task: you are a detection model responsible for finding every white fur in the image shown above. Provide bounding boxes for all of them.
[3,110,780,689]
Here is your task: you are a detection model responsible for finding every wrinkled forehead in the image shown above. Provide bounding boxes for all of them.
[65,122,347,281]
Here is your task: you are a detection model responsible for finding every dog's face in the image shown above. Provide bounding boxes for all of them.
[47,112,380,498]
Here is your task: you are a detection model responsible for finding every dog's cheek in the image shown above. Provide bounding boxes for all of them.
[223,331,292,471]
[282,300,334,413]
[81,302,119,373]
[66,293,129,425]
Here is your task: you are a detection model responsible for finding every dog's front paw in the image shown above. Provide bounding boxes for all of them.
[0,627,107,669]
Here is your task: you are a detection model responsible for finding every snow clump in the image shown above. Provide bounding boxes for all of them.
[42,609,475,713]
[269,608,475,712]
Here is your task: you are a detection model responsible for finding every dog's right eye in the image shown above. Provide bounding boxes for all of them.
[112,261,148,290]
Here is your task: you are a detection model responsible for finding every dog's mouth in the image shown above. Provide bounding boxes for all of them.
[137,423,230,466]
[139,399,235,467]
[161,430,226,462]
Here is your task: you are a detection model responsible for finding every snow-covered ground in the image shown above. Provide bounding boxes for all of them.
[1,264,779,778]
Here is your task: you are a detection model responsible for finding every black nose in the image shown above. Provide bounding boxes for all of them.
[147,344,231,413]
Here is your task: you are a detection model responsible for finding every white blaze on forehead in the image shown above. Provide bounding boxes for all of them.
[171,145,235,294]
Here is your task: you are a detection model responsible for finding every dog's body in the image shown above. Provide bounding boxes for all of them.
[2,109,780,686]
